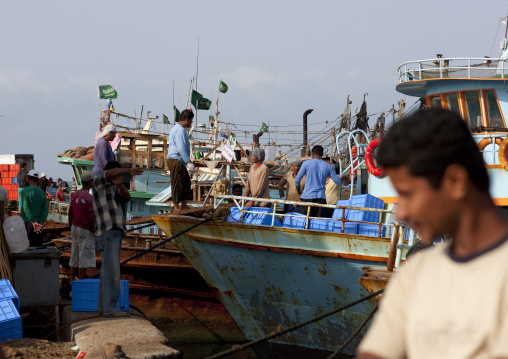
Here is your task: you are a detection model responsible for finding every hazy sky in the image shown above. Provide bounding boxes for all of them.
[1,1,505,178]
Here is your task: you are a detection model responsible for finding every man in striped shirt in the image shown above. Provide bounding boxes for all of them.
[93,161,142,317]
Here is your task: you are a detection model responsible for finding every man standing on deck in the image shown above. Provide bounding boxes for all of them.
[21,170,48,247]
[68,171,95,281]
[93,161,142,317]
[356,108,508,359]
[16,163,28,211]
[295,145,343,218]
[166,109,194,213]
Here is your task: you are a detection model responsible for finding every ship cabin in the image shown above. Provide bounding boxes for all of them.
[369,57,508,208]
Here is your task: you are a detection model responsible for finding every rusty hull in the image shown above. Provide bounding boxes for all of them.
[153,214,390,357]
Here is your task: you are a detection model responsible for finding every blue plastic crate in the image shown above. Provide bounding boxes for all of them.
[309,218,332,231]
[72,279,129,312]
[282,212,308,229]
[11,177,18,185]
[0,280,19,312]
[347,194,384,223]
[332,199,351,219]
[331,222,358,234]
[227,207,243,223]
[228,207,281,227]
[358,224,386,237]
[0,298,22,341]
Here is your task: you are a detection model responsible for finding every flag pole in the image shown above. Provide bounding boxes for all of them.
[194,38,200,146]
[97,86,102,117]
[214,79,221,148]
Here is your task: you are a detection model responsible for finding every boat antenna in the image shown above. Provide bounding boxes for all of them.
[195,38,200,142]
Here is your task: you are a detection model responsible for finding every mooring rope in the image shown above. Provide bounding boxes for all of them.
[326,303,379,359]
[204,289,384,359]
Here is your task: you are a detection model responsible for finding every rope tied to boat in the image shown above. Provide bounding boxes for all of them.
[204,288,384,359]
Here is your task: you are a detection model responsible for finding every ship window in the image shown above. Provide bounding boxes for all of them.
[464,91,482,129]
[484,90,506,128]
[445,93,460,115]
[430,96,442,108]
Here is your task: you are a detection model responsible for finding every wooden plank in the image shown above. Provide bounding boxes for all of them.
[126,216,154,225]
[118,131,166,141]
[163,139,168,171]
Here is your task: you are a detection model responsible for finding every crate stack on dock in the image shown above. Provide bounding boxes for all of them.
[0,279,22,340]
[0,164,20,201]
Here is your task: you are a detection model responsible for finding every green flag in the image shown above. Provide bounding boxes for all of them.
[219,80,228,93]
[174,106,180,123]
[191,90,203,108]
[191,90,211,110]
[98,85,118,99]
[197,98,211,110]
[260,122,268,132]
[163,113,170,125]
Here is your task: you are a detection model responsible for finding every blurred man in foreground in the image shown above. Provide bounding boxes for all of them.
[356,108,508,359]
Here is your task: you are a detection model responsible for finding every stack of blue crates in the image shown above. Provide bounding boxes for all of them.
[282,212,307,229]
[0,279,22,341]
[228,207,281,227]
[347,195,386,237]
[72,279,130,312]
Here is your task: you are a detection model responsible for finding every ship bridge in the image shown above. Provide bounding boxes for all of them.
[396,57,508,132]
[367,57,508,206]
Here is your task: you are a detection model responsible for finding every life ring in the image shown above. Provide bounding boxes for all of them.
[498,137,508,171]
[478,138,502,165]
[365,138,384,177]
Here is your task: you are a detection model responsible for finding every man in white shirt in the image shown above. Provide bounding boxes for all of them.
[356,108,508,359]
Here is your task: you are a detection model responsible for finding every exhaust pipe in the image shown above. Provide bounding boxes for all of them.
[301,109,313,157]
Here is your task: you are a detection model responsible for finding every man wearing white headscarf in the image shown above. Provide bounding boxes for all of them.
[244,148,270,207]
[93,124,117,177]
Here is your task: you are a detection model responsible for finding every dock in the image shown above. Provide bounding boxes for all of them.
[62,306,182,359]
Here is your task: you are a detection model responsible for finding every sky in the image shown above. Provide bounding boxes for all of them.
[1,1,506,178]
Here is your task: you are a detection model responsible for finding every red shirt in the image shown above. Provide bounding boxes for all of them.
[68,189,95,232]
[55,191,65,202]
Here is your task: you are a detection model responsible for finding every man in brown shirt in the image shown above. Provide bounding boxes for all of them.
[244,148,270,207]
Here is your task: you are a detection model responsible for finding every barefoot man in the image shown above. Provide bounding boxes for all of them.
[166,109,194,213]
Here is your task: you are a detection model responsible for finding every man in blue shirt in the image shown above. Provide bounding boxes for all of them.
[166,109,194,212]
[295,145,343,218]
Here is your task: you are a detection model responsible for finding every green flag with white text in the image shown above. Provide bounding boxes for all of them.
[163,113,170,124]
[219,81,228,93]
[98,85,118,99]
[191,90,203,108]
[191,90,211,110]
[260,122,268,132]
[197,98,211,110]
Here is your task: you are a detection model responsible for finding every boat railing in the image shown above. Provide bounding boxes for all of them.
[336,129,369,199]
[214,194,395,238]
[397,57,508,82]
[49,200,70,215]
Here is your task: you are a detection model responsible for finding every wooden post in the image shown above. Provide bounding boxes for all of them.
[147,137,153,169]
[163,139,168,171]
[131,139,136,168]
[387,221,399,272]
